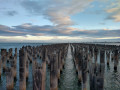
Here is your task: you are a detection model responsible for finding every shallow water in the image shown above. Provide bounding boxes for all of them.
[104,53,120,90]
[0,43,120,90]
[58,45,82,90]
[0,43,46,90]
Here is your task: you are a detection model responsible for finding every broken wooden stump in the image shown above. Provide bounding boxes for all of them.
[33,68,42,90]
[19,49,27,90]
[57,50,61,79]
[26,59,29,80]
[50,53,58,90]
[41,47,47,90]
[1,49,7,72]
[114,50,118,71]
[0,59,2,78]
[11,57,17,80]
[78,53,82,82]
[32,60,44,90]
[6,67,14,90]
[106,51,110,65]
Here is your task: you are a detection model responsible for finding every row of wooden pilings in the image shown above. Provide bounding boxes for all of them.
[0,43,68,90]
[20,44,68,90]
[0,48,17,89]
[71,43,120,90]
[0,43,119,90]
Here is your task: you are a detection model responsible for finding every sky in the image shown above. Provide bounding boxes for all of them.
[0,0,120,42]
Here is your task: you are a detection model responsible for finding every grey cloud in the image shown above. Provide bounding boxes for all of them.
[21,0,50,15]
[105,1,120,22]
[21,0,94,26]
[99,23,105,25]
[0,24,26,36]
[71,30,120,37]
[105,14,114,20]
[0,24,120,39]
[6,10,18,16]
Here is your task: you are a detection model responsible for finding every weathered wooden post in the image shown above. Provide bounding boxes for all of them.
[106,51,110,65]
[11,57,17,80]
[26,59,29,80]
[89,47,93,62]
[6,67,14,90]
[1,49,7,72]
[74,47,80,73]
[94,48,98,66]
[50,53,58,90]
[57,50,61,79]
[114,50,118,71]
[61,50,65,70]
[111,51,114,61]
[19,49,27,90]
[33,46,50,90]
[95,50,105,90]
[32,60,44,90]
[0,59,2,78]
[7,52,10,63]
[82,50,88,90]
[33,67,42,90]
[9,48,13,58]
[78,53,82,82]
[27,51,33,63]
[41,47,47,90]
[89,63,95,90]
[15,48,17,57]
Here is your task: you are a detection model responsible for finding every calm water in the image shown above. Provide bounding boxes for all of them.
[89,42,120,46]
[0,43,120,90]
[59,45,81,90]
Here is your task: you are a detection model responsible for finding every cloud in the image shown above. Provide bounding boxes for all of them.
[13,23,53,32]
[1,0,120,42]
[111,13,120,22]
[0,23,120,42]
[105,12,120,22]
[106,8,119,13]
[0,24,120,39]
[21,0,94,26]
[6,10,18,16]
[0,24,26,36]
[99,22,105,25]
[0,0,20,16]
[103,28,112,30]
[105,0,120,22]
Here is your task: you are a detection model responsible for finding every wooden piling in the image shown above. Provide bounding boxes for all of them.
[57,50,61,79]
[19,49,27,90]
[106,51,110,65]
[0,59,2,78]
[78,53,82,82]
[26,59,29,80]
[50,54,58,90]
[6,67,14,90]
[41,47,47,90]
[114,50,118,71]
[33,68,42,90]
[1,49,7,72]
[82,55,88,90]
[11,57,17,80]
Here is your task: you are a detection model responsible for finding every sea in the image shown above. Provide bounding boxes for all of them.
[0,43,120,90]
